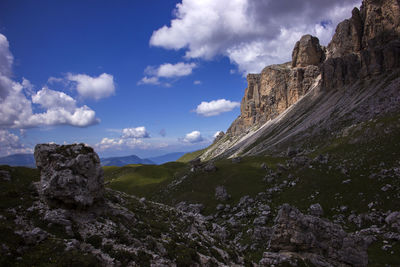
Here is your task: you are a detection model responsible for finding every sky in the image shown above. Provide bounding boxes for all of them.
[0,0,361,158]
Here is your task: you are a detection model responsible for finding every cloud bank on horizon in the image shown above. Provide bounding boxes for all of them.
[150,0,361,74]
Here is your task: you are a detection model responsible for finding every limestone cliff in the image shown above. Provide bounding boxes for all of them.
[228,0,400,138]
[227,36,323,136]
[203,0,400,160]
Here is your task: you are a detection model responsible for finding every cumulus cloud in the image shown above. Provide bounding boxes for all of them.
[67,73,115,100]
[0,130,32,157]
[122,127,150,139]
[96,127,151,151]
[32,87,77,111]
[195,99,240,117]
[139,62,197,86]
[154,62,196,78]
[28,87,99,127]
[183,130,204,143]
[96,137,125,150]
[150,0,361,74]
[0,33,99,128]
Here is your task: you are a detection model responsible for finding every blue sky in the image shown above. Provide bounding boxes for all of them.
[0,0,360,158]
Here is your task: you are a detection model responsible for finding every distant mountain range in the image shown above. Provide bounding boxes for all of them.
[147,152,185,165]
[0,151,186,167]
[0,154,35,168]
[100,155,154,166]
[101,152,185,166]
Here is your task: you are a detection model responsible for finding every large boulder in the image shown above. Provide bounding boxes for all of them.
[270,204,369,266]
[34,143,104,208]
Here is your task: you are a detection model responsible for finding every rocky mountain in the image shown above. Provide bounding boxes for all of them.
[201,0,400,160]
[0,154,35,168]
[100,154,154,166]
[1,1,400,266]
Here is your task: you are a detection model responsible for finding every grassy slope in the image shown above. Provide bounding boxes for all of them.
[105,114,400,215]
[102,113,400,265]
[104,162,187,198]
[176,148,206,163]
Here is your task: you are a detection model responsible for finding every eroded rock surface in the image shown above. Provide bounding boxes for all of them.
[226,0,400,137]
[292,34,325,67]
[270,204,369,266]
[34,143,104,208]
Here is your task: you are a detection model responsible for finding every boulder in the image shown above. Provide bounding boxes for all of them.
[204,162,217,172]
[215,186,231,201]
[175,202,204,215]
[309,203,324,217]
[34,143,104,208]
[385,211,400,232]
[270,204,368,266]
[231,157,241,164]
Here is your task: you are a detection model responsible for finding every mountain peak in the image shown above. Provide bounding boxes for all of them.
[201,0,400,160]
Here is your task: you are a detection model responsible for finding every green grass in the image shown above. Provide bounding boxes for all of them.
[104,162,187,197]
[152,156,286,214]
[176,148,207,163]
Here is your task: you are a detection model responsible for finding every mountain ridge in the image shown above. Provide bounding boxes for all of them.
[200,0,400,161]
[0,153,35,168]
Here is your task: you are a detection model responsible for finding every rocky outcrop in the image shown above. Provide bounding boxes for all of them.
[226,0,400,138]
[292,35,325,67]
[228,62,321,136]
[323,0,400,90]
[270,204,369,266]
[34,143,104,208]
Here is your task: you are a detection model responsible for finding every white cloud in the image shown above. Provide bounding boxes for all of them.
[96,127,151,151]
[0,33,100,129]
[155,62,196,78]
[67,73,115,100]
[183,130,204,143]
[95,137,146,151]
[195,99,240,117]
[32,87,77,111]
[122,127,150,139]
[138,76,160,85]
[0,34,12,78]
[97,137,125,150]
[0,130,32,157]
[150,0,361,74]
[193,80,202,85]
[139,62,197,86]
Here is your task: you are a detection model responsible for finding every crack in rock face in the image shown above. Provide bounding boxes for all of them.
[34,143,104,208]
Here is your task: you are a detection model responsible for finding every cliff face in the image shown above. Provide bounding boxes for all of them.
[227,36,323,136]
[227,0,400,137]
[202,0,400,160]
